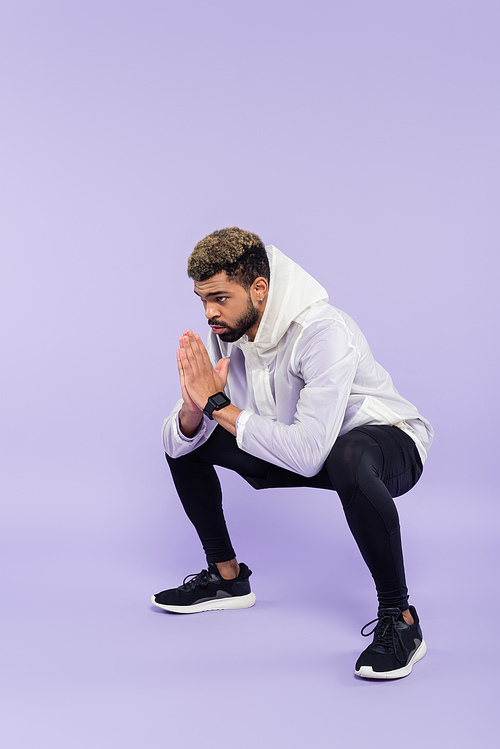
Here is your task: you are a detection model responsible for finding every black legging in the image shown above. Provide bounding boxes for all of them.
[165,424,423,611]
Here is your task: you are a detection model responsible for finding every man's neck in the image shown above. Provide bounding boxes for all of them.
[246,300,267,341]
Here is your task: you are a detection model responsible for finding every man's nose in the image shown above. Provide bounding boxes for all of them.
[205,303,220,319]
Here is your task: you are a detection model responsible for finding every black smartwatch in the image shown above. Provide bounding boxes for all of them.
[203,392,231,420]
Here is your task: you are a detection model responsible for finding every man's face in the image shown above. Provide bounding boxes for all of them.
[193,272,261,343]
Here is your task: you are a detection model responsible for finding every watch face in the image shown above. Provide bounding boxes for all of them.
[212,392,229,408]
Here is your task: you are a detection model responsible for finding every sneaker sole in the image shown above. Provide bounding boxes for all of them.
[354,639,427,680]
[151,591,256,614]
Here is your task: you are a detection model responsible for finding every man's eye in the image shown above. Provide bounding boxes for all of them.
[217,297,227,302]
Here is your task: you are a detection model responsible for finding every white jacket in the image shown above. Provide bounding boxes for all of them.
[162,246,433,476]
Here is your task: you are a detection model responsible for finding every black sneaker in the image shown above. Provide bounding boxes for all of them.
[151,562,256,614]
[354,605,427,679]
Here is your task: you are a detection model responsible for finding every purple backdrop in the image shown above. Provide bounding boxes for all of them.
[2,1,498,747]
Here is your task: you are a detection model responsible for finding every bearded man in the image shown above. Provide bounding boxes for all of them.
[152,227,433,680]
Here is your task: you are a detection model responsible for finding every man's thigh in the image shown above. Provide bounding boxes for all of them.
[257,425,422,496]
[194,424,421,496]
[195,426,333,491]
[340,425,423,497]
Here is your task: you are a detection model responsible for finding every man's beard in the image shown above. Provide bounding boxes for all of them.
[209,295,260,343]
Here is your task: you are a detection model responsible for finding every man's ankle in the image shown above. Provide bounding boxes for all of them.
[401,608,414,626]
[215,559,240,580]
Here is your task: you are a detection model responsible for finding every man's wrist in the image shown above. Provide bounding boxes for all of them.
[179,404,203,438]
[212,404,242,437]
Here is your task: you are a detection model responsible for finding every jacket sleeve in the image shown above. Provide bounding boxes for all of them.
[161,398,218,458]
[235,320,359,476]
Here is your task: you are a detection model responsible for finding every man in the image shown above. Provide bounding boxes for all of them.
[153,227,433,680]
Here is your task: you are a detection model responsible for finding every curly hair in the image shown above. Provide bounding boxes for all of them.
[187,226,270,289]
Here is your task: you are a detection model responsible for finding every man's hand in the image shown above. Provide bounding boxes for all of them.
[177,330,242,439]
[177,331,202,415]
[177,330,203,438]
[178,330,230,411]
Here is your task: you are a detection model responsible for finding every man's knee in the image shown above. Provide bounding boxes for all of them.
[328,430,369,466]
[165,451,184,467]
[164,449,207,476]
[326,431,379,488]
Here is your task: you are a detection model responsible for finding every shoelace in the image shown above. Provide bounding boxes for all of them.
[182,568,211,591]
[360,611,410,665]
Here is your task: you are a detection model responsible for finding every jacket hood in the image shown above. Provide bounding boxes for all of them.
[242,245,329,351]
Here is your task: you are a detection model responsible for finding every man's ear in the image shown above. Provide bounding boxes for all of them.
[252,277,269,303]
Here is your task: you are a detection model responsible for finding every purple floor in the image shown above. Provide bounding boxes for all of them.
[3,464,497,748]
